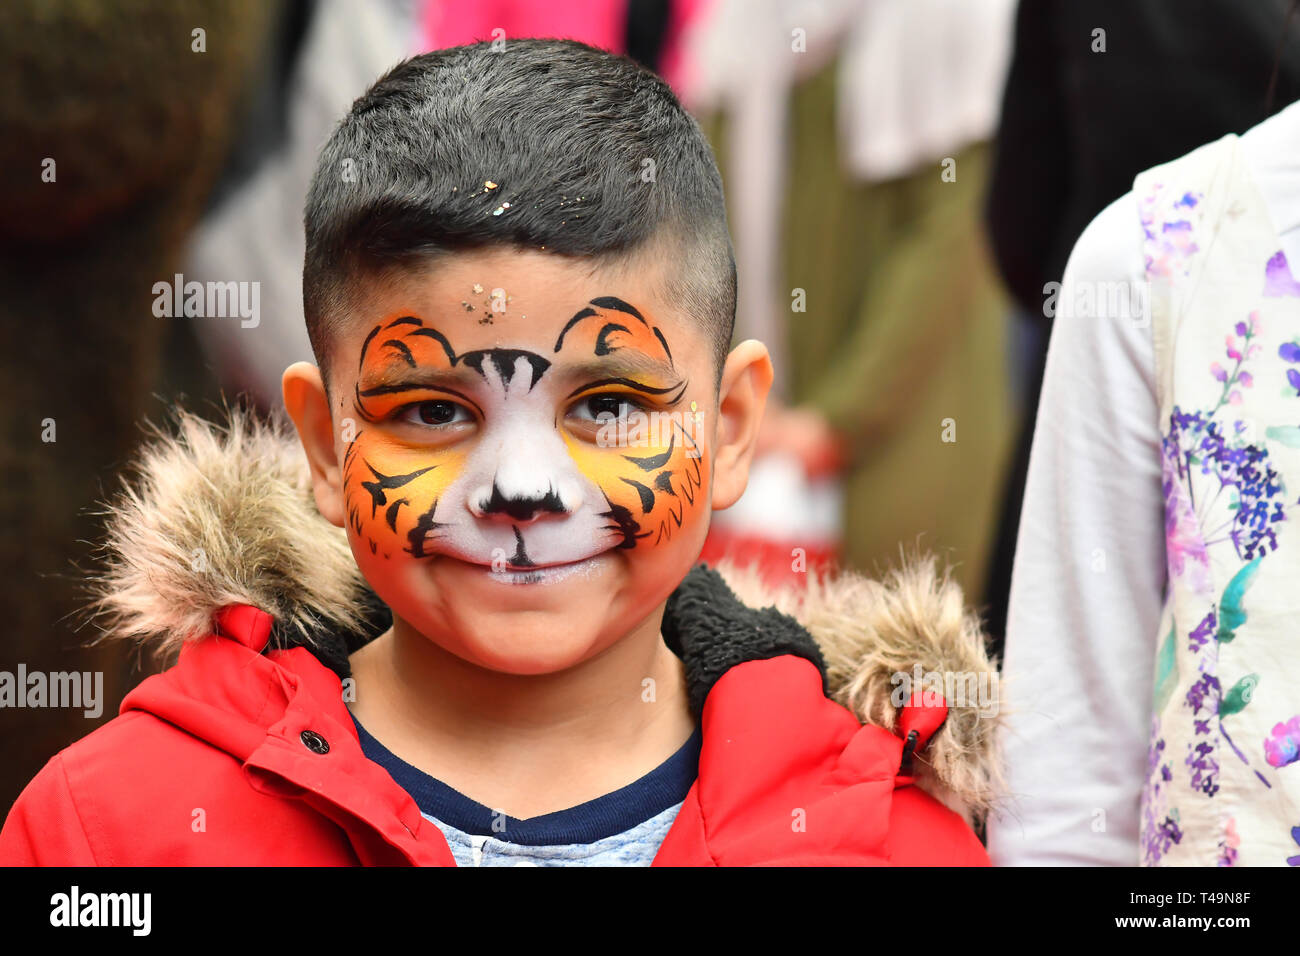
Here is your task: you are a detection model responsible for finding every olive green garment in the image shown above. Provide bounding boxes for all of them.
[703,59,1017,605]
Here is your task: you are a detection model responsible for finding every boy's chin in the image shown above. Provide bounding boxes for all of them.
[416,602,623,675]
[396,554,620,673]
[470,624,608,675]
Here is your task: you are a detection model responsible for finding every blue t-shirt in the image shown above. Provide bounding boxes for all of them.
[348,711,702,866]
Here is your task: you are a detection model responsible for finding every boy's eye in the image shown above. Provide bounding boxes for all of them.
[573,394,641,421]
[399,400,472,427]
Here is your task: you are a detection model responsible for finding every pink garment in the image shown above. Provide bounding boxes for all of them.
[420,0,708,96]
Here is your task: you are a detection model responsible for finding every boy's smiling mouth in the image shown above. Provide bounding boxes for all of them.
[428,518,613,583]
[433,520,614,577]
[451,551,609,586]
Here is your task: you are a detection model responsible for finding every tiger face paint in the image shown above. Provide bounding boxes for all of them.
[342,295,710,592]
[298,244,736,675]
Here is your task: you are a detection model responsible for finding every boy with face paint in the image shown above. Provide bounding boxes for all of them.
[0,40,998,866]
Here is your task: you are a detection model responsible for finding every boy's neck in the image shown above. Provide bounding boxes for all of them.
[345,607,696,820]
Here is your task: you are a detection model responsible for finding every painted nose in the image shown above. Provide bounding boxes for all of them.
[466,428,584,522]
[470,482,567,521]
[468,468,584,522]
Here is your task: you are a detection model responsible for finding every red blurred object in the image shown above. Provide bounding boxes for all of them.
[698,526,837,588]
[700,450,843,590]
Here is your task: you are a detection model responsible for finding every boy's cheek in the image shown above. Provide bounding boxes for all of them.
[341,432,467,559]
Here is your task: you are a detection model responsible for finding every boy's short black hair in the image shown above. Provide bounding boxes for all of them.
[303,38,736,389]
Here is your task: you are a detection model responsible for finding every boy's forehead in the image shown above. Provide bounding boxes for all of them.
[337,249,703,375]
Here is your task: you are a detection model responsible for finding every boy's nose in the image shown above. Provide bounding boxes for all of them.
[467,460,583,522]
[470,482,568,521]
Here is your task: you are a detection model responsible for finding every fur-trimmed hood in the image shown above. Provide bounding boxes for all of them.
[87,408,1003,822]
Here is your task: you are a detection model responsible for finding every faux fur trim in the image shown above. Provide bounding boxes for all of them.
[86,407,374,661]
[87,407,1002,820]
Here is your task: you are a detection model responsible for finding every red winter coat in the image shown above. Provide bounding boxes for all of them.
[0,411,997,866]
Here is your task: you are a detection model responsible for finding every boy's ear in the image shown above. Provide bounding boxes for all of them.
[282,362,345,528]
[711,339,774,510]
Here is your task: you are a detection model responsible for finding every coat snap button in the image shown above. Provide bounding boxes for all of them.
[300,730,330,754]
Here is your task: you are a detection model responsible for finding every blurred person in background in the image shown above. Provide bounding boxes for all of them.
[685,0,1018,603]
[0,0,283,816]
[981,0,1300,660]
[182,0,418,407]
[989,0,1300,865]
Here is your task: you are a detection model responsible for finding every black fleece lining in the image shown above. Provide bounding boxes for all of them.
[283,562,830,719]
[663,564,830,719]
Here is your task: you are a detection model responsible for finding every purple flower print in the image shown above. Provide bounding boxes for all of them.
[1188,609,1217,651]
[1186,673,1221,715]
[1162,317,1277,569]
[1141,729,1181,865]
[1264,715,1300,769]
[1211,312,1262,409]
[1279,339,1300,397]
[1140,185,1205,279]
[1146,735,1166,778]
[1187,740,1220,796]
[1146,221,1300,851]
[1163,220,1196,259]
[1185,672,1225,796]
[1147,816,1184,863]
[1164,408,1286,562]
[1264,250,1300,298]
[1162,440,1211,592]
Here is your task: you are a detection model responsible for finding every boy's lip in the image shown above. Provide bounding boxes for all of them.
[449,548,611,574]
[448,551,610,586]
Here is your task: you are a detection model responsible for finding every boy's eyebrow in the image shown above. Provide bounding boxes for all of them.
[560,352,680,389]
[356,359,482,397]
[355,347,683,404]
